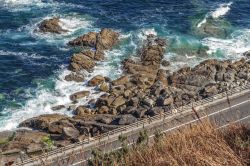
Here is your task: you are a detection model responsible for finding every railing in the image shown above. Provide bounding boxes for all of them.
[17,82,250,165]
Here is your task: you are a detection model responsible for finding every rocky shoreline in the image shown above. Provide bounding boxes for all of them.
[1,18,250,164]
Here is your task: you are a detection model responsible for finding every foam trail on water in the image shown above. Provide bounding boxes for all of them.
[211,2,233,19]
[202,29,250,58]
[197,2,233,28]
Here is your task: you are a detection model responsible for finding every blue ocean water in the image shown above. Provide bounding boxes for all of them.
[0,0,250,131]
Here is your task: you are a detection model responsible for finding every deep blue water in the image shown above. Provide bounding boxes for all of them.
[0,0,250,131]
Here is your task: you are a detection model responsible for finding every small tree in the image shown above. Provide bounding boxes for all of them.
[137,130,149,145]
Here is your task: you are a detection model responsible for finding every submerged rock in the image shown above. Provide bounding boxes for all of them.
[39,18,67,34]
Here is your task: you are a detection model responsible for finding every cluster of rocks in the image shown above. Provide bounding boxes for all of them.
[2,22,250,164]
[65,28,119,82]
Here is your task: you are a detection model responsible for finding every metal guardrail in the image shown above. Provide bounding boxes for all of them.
[17,82,250,165]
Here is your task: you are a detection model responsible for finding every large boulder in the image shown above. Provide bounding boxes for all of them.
[39,18,67,34]
[74,106,93,116]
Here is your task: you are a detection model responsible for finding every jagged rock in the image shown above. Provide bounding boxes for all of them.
[116,114,137,125]
[88,75,105,86]
[62,127,80,140]
[69,53,96,72]
[96,28,119,51]
[70,91,90,101]
[68,31,97,47]
[51,105,65,111]
[74,106,93,116]
[141,43,165,65]
[133,107,147,118]
[65,73,85,82]
[39,18,67,34]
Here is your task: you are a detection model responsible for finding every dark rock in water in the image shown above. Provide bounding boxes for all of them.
[116,114,137,125]
[161,60,170,67]
[51,105,65,111]
[39,18,67,34]
[68,31,97,47]
[62,127,80,140]
[70,91,90,101]
[88,75,105,86]
[65,73,85,82]
[243,51,250,59]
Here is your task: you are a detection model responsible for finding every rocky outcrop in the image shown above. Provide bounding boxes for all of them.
[67,28,119,82]
[38,18,67,34]
[70,91,90,101]
[65,73,84,82]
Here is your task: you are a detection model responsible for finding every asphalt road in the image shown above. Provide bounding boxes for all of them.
[18,88,250,166]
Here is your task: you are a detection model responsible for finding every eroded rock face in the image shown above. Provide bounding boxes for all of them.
[39,18,67,34]
[68,32,97,47]
[96,28,119,50]
[88,75,105,86]
[65,73,84,82]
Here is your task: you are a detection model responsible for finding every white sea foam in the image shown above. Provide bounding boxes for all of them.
[138,28,158,41]
[197,2,233,28]
[59,16,92,33]
[201,29,250,59]
[0,37,130,131]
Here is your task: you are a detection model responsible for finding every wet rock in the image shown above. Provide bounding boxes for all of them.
[68,31,97,47]
[88,75,105,86]
[65,73,85,82]
[62,127,80,140]
[96,28,119,51]
[51,105,65,111]
[69,53,96,72]
[39,18,67,34]
[70,91,90,101]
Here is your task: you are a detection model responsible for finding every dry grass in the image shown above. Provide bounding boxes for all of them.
[90,121,249,166]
